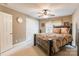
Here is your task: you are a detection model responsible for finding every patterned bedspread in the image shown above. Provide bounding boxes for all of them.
[36,33,72,54]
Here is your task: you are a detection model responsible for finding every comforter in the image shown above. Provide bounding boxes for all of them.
[36,33,72,54]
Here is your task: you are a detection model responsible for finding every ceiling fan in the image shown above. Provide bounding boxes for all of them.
[38,9,55,18]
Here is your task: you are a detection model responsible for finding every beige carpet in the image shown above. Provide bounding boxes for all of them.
[9,46,47,56]
[8,45,77,56]
[55,45,77,56]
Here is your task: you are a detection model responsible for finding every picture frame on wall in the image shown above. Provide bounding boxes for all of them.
[41,23,45,27]
[64,22,70,26]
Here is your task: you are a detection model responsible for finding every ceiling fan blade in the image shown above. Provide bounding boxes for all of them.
[48,14,55,16]
[50,14,55,16]
[38,14,43,17]
[38,12,42,13]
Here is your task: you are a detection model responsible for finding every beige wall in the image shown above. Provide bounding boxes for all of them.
[0,5,26,44]
[39,15,72,33]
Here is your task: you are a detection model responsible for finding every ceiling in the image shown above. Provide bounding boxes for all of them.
[0,3,79,19]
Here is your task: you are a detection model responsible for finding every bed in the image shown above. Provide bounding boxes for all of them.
[34,26,73,56]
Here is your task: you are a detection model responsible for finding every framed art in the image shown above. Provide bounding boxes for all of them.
[41,23,45,27]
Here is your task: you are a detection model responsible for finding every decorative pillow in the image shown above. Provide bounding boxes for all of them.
[53,28,61,34]
[61,28,70,34]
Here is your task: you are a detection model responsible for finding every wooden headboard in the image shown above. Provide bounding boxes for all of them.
[53,25,70,28]
[53,25,72,34]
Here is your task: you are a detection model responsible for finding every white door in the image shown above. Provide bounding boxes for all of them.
[26,17,39,45]
[0,12,13,53]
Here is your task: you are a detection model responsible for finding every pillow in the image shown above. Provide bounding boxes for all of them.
[53,28,61,34]
[61,28,70,34]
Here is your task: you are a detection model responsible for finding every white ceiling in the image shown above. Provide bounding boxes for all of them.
[0,3,79,19]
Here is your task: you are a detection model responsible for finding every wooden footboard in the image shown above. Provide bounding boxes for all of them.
[34,34,36,46]
[48,40,53,56]
[34,34,53,56]
[34,34,73,56]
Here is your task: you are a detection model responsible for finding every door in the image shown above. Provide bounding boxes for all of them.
[0,12,13,53]
[26,17,39,45]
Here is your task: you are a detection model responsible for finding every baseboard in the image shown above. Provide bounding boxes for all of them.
[1,40,33,56]
[13,39,33,47]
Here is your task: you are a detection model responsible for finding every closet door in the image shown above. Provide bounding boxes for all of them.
[0,12,3,53]
[0,12,13,53]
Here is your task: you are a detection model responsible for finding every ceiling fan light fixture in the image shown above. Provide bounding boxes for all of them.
[38,9,55,18]
[43,9,48,15]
